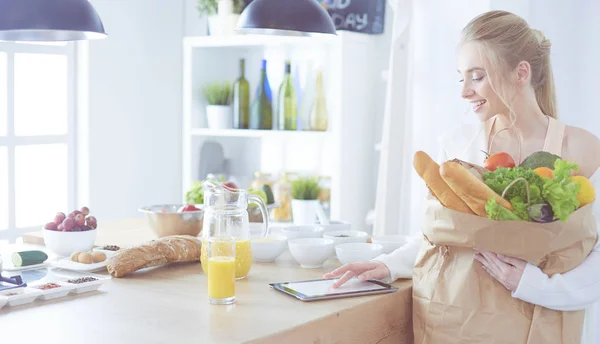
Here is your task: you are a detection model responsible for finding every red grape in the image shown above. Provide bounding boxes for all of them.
[71,210,82,217]
[75,214,86,226]
[80,206,90,216]
[80,225,90,231]
[44,222,58,230]
[54,212,66,225]
[71,225,82,232]
[86,216,97,229]
[57,223,65,231]
[62,218,75,231]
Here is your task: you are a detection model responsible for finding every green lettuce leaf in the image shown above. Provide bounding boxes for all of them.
[542,159,581,222]
[483,167,544,204]
[486,198,522,221]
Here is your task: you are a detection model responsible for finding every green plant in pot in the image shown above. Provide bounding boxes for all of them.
[197,0,247,36]
[291,177,324,225]
[203,81,233,129]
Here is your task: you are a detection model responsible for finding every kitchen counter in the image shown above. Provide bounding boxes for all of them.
[5,219,413,344]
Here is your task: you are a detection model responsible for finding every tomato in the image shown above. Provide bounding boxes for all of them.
[484,152,515,171]
[179,204,200,212]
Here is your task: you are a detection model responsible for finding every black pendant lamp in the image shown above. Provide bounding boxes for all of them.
[236,0,336,37]
[0,0,107,42]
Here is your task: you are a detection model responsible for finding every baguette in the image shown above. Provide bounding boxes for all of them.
[440,161,513,216]
[106,235,201,278]
[413,151,475,214]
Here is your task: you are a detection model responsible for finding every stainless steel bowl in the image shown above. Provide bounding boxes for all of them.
[138,204,204,238]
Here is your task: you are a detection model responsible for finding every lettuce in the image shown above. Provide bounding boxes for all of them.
[542,159,581,222]
[486,198,522,221]
[483,167,544,204]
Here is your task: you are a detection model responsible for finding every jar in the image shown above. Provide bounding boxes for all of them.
[273,172,296,222]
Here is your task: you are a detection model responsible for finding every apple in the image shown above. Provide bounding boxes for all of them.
[178,205,201,212]
[223,181,238,190]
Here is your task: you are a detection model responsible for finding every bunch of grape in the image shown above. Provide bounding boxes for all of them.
[44,207,98,232]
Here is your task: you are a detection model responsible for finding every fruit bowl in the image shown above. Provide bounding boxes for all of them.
[43,228,97,257]
[138,204,204,238]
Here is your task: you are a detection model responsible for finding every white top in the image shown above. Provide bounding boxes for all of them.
[373,121,600,344]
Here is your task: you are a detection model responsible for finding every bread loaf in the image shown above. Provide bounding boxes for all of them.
[440,161,513,216]
[106,235,201,278]
[413,151,475,214]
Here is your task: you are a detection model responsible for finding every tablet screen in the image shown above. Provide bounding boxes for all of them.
[279,278,388,298]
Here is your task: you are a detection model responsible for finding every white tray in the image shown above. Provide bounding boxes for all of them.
[30,281,76,301]
[0,294,7,309]
[1,287,42,306]
[52,257,108,273]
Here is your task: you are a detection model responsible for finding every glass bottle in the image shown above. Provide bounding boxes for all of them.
[309,70,329,131]
[277,60,297,130]
[273,172,294,222]
[250,59,273,130]
[232,59,250,129]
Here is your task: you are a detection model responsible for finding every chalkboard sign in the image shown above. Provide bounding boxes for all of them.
[242,0,386,35]
[320,0,386,35]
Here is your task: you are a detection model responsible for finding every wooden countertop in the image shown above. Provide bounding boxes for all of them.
[5,219,413,344]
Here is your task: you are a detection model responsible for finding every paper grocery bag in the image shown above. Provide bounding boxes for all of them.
[412,194,597,344]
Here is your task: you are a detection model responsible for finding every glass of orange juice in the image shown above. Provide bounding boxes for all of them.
[207,236,236,305]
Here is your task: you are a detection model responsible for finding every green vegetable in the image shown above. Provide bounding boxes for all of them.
[483,167,544,204]
[519,151,561,170]
[185,181,204,205]
[12,250,48,267]
[291,177,321,200]
[509,196,529,221]
[528,203,555,223]
[542,159,581,222]
[486,198,522,221]
[261,184,275,204]
[248,188,268,207]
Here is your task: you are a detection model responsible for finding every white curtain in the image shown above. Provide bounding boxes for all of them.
[375,1,600,342]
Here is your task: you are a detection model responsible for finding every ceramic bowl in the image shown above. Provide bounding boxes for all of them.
[323,230,368,247]
[314,220,351,233]
[138,204,204,238]
[335,243,384,265]
[281,225,324,240]
[250,234,287,263]
[288,238,334,268]
[371,235,409,254]
[42,228,97,257]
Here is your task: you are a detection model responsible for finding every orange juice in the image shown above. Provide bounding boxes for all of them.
[202,239,253,279]
[207,256,235,300]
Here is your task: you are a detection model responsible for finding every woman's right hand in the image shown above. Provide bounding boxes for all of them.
[323,261,391,288]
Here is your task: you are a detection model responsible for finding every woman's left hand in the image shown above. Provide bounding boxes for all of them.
[473,248,527,291]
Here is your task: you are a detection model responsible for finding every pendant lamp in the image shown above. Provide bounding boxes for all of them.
[236,0,336,37]
[0,0,107,42]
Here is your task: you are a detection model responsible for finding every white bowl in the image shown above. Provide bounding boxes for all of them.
[288,238,334,268]
[335,243,384,265]
[323,230,368,247]
[281,225,324,240]
[371,235,409,254]
[314,220,351,233]
[42,228,97,257]
[250,234,287,263]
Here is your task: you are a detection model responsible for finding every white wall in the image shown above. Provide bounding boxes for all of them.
[86,0,184,221]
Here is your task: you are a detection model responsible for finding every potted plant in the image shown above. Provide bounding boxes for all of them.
[197,0,247,36]
[203,81,233,129]
[291,176,323,225]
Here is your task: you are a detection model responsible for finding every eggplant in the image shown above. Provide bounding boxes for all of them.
[528,203,556,223]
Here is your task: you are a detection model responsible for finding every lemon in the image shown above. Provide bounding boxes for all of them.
[570,176,596,206]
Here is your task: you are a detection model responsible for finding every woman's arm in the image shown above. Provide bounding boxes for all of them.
[372,234,423,281]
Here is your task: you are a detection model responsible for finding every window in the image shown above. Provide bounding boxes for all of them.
[0,42,77,242]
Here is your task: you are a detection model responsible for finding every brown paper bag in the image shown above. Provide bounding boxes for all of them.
[412,194,597,344]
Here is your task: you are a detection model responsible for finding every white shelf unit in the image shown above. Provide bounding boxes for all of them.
[182,33,378,233]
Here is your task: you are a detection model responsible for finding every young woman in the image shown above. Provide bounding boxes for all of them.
[324,10,600,343]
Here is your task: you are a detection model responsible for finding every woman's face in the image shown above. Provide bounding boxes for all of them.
[458,42,509,122]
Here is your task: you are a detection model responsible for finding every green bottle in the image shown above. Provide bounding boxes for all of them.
[250,59,273,130]
[278,60,297,130]
[233,59,250,129]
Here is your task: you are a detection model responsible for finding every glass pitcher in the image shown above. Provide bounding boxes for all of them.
[199,179,270,280]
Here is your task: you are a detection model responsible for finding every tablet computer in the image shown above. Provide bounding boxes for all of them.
[269,278,398,302]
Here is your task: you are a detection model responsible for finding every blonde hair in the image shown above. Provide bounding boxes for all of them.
[461,10,557,119]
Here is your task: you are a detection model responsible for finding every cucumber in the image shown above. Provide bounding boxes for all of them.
[12,250,48,267]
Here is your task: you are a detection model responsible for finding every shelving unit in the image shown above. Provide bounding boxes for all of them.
[182,32,379,232]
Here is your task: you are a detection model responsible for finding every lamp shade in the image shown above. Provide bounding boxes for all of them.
[236,0,336,37]
[0,0,107,42]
